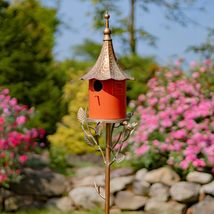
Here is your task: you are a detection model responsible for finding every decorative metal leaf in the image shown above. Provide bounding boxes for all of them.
[95,123,102,136]
[84,134,94,146]
[115,153,125,163]
[130,122,137,135]
[94,180,105,200]
[77,108,86,124]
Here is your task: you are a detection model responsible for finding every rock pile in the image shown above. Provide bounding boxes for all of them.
[0,166,213,213]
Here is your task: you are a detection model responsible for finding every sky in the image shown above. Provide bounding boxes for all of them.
[42,0,214,65]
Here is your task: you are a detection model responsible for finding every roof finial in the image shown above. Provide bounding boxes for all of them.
[103,11,111,41]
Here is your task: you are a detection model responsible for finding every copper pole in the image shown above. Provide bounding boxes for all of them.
[105,123,111,214]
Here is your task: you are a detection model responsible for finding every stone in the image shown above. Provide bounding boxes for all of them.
[69,187,113,209]
[94,174,105,187]
[4,197,19,212]
[11,168,68,197]
[133,180,150,196]
[135,168,148,181]
[73,174,105,187]
[149,183,169,202]
[190,196,214,214]
[200,181,214,196]
[0,188,14,211]
[66,154,103,167]
[0,188,13,199]
[110,208,147,214]
[145,199,186,214]
[0,197,2,211]
[110,176,134,193]
[75,166,103,178]
[187,171,212,184]
[110,208,123,214]
[26,151,50,169]
[47,196,74,212]
[0,193,3,211]
[111,167,134,178]
[144,167,180,186]
[74,176,94,187]
[170,182,200,203]
[4,196,34,211]
[115,191,148,210]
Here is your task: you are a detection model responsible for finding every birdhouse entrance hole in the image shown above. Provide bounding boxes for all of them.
[93,80,103,92]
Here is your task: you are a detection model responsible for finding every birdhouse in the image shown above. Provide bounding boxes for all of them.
[81,12,133,123]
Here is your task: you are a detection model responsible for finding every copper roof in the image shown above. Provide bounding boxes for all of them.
[81,12,133,81]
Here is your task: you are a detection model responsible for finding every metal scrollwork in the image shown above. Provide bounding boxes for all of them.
[77,108,137,200]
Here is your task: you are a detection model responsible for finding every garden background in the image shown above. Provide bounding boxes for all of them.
[0,0,214,213]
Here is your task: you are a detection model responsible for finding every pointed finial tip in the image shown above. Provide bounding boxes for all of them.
[104,11,110,19]
[103,11,111,40]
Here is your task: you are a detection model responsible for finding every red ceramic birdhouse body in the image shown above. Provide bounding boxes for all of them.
[89,79,126,121]
[81,13,133,122]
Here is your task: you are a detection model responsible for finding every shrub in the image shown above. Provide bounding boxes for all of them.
[119,55,158,101]
[188,59,214,96]
[48,60,95,157]
[0,0,65,134]
[0,88,44,187]
[130,60,214,174]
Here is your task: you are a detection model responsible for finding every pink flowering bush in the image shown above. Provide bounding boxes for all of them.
[0,88,45,187]
[131,60,214,175]
[188,59,214,96]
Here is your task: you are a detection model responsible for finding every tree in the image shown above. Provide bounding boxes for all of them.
[188,28,214,59]
[84,0,205,55]
[0,0,66,134]
[73,39,102,61]
[119,55,158,101]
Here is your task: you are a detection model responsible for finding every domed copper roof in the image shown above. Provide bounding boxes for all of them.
[81,12,133,81]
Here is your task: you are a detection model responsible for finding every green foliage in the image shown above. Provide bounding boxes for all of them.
[119,55,158,101]
[186,59,214,96]
[131,150,168,171]
[0,0,66,134]
[129,61,214,175]
[48,60,96,155]
[49,145,68,172]
[196,64,214,96]
[188,29,214,58]
[73,39,101,61]
[49,55,157,157]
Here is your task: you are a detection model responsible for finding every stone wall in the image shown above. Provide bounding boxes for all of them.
[0,166,213,213]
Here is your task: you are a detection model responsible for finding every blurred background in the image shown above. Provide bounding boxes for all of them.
[0,0,214,213]
[43,0,214,61]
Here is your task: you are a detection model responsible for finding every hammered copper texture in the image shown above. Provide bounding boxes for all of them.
[81,40,133,80]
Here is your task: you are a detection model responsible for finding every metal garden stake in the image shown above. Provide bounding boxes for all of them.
[78,12,136,214]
